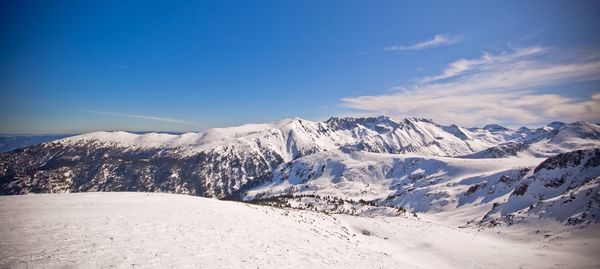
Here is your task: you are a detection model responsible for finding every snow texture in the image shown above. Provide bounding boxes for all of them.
[1,192,598,269]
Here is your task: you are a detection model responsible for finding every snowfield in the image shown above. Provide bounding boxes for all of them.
[1,192,598,269]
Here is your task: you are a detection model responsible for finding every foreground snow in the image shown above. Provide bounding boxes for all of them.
[1,193,598,268]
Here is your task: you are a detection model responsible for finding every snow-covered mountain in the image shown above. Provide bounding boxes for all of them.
[0,134,73,153]
[465,121,600,158]
[247,150,536,224]
[479,148,600,227]
[54,116,508,157]
[1,116,500,198]
[0,116,598,228]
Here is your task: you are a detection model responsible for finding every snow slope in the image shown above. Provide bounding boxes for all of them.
[1,192,598,269]
[247,148,600,228]
[246,150,547,226]
[480,148,600,227]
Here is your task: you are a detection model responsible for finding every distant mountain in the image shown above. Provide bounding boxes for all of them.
[464,121,600,158]
[0,116,598,228]
[0,135,74,153]
[482,124,511,132]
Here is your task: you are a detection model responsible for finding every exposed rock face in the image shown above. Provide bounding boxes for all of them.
[464,141,529,159]
[0,142,281,199]
[483,124,510,132]
[534,149,600,173]
[325,116,399,133]
[480,148,600,226]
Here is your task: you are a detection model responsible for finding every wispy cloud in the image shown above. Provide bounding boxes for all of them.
[87,111,196,125]
[417,46,545,83]
[111,64,130,70]
[384,34,461,51]
[341,47,600,126]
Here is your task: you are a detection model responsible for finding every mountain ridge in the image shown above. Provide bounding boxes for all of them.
[49,116,597,155]
[1,116,598,228]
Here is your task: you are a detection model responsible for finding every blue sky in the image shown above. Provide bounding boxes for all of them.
[1,0,599,134]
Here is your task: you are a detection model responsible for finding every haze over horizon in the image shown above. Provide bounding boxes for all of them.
[1,1,599,134]
[0,116,595,136]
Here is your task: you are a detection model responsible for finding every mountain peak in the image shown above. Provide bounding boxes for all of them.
[402,117,435,124]
[547,121,566,130]
[325,115,393,123]
[482,124,510,132]
[325,116,398,132]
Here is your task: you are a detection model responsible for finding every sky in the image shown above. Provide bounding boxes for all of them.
[1,0,599,134]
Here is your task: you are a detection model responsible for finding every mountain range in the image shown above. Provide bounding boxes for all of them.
[0,134,72,153]
[1,116,599,228]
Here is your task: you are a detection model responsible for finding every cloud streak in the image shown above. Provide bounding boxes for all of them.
[342,47,600,126]
[111,64,130,70]
[384,34,461,51]
[87,111,196,125]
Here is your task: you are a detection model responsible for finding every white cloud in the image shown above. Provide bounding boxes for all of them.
[87,111,196,125]
[418,46,545,83]
[384,34,461,51]
[342,47,600,126]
